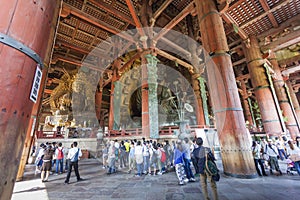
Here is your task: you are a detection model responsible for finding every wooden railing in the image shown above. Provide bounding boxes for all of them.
[36,131,65,139]
[36,125,216,139]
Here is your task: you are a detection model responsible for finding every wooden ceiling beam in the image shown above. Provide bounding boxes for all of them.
[55,39,112,60]
[88,0,135,26]
[153,0,173,20]
[221,12,248,40]
[282,64,300,76]
[261,29,300,52]
[125,0,147,47]
[154,2,195,42]
[55,39,89,54]
[55,55,104,72]
[233,58,246,66]
[258,0,279,28]
[155,48,195,73]
[160,36,191,59]
[62,3,135,43]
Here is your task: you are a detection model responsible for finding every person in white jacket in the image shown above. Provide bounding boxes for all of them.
[286,140,300,175]
[266,140,282,175]
[134,141,143,177]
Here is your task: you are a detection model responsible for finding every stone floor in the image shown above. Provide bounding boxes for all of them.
[12,158,300,200]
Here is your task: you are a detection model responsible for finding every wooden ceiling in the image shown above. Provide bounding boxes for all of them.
[43,0,300,115]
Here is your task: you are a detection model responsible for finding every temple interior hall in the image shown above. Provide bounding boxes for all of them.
[1,0,300,199]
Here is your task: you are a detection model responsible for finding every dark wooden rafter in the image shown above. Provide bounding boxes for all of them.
[152,0,173,20]
[159,36,191,58]
[258,0,279,28]
[54,55,104,72]
[154,2,195,42]
[55,36,112,60]
[155,48,195,73]
[125,0,147,48]
[221,12,248,40]
[62,2,135,43]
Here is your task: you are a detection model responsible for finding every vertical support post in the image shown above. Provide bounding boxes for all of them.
[269,51,300,139]
[242,35,283,137]
[195,0,256,178]
[197,76,209,125]
[108,68,117,130]
[192,76,206,126]
[286,81,300,124]
[145,54,159,139]
[16,0,61,181]
[0,0,58,199]
[141,56,150,138]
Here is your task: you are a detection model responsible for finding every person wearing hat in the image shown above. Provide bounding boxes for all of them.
[266,139,282,175]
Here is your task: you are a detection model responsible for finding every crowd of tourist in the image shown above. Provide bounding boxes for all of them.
[252,136,300,176]
[31,135,300,200]
[34,141,84,184]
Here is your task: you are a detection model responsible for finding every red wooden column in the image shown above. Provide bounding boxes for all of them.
[108,68,118,130]
[16,66,48,181]
[195,0,256,178]
[286,80,300,124]
[242,35,283,136]
[269,51,300,139]
[141,56,150,138]
[0,0,58,199]
[192,74,205,125]
[16,2,61,181]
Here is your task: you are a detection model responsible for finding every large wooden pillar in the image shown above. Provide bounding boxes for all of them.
[145,54,159,139]
[0,0,58,199]
[269,51,300,139]
[242,35,283,136]
[192,75,206,125]
[16,1,61,181]
[195,0,256,178]
[240,78,255,129]
[16,67,47,182]
[141,56,150,138]
[108,68,118,130]
[187,15,205,126]
[286,80,300,124]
